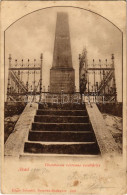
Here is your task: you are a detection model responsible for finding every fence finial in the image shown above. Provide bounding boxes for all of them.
[40,53,43,60]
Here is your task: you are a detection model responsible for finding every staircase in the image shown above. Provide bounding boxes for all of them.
[23,103,100,156]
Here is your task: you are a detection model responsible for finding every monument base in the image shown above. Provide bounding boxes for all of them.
[50,68,75,93]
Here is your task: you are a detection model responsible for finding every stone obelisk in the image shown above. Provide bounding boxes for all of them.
[50,12,75,93]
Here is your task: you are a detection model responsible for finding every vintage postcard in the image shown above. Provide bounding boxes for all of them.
[0,1,126,194]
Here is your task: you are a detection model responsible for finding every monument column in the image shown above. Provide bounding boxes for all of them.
[50,12,75,93]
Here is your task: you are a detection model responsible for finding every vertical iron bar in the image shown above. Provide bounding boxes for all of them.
[7,54,12,100]
[93,59,95,91]
[105,59,108,79]
[105,59,107,68]
[79,54,81,94]
[21,59,23,82]
[103,70,105,97]
[27,59,30,92]
[99,59,102,82]
[88,73,89,93]
[111,54,117,102]
[34,59,36,93]
[40,53,43,101]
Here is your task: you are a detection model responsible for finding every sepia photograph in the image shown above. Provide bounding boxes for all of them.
[1,1,126,194]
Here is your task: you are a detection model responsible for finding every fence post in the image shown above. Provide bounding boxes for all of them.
[40,53,43,102]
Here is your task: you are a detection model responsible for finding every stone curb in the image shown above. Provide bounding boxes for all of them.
[86,103,119,156]
[4,103,38,158]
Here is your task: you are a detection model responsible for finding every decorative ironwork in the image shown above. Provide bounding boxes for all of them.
[7,54,43,102]
[79,49,117,102]
[7,50,117,104]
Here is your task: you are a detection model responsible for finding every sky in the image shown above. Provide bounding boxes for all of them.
[5,7,122,101]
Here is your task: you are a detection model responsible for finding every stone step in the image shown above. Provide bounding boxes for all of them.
[20,153,101,159]
[32,122,92,131]
[28,131,95,142]
[36,110,88,116]
[38,103,86,110]
[34,115,89,123]
[24,141,100,155]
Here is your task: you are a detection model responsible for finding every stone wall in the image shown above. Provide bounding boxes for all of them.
[4,102,27,143]
[5,102,26,117]
[97,103,122,117]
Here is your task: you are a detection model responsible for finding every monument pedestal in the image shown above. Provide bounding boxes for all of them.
[50,67,75,93]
